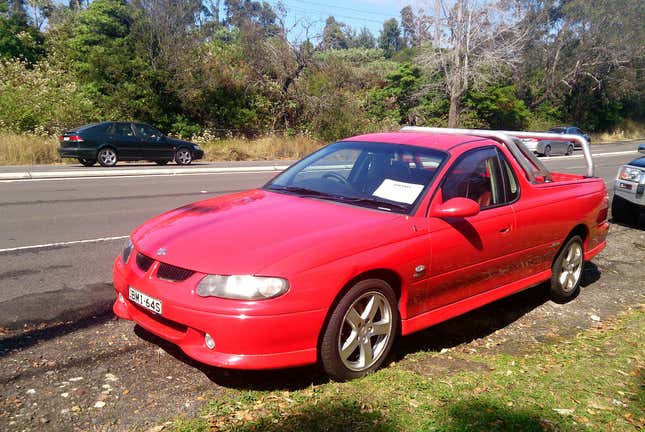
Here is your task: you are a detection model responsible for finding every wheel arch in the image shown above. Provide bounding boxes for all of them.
[315,268,403,358]
[97,144,117,155]
[552,224,589,267]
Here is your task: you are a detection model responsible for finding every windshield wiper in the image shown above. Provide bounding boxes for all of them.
[266,185,331,197]
[267,186,409,212]
[338,197,410,212]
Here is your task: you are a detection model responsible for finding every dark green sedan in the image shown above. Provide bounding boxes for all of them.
[58,121,204,167]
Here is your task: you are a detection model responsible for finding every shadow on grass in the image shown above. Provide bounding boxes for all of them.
[212,399,398,432]
[442,398,583,432]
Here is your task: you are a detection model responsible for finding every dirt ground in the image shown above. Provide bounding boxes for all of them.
[1,224,643,432]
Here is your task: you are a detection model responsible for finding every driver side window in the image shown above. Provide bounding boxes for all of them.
[442,148,504,209]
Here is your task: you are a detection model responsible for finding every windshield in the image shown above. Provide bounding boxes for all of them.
[549,127,567,133]
[264,141,447,213]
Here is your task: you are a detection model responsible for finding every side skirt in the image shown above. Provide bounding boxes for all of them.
[400,269,551,336]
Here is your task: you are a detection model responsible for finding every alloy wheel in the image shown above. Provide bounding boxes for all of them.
[558,242,583,293]
[175,149,192,165]
[338,291,393,371]
[98,148,117,167]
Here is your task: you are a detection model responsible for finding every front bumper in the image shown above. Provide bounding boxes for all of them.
[112,256,324,370]
[614,179,645,208]
[193,149,204,160]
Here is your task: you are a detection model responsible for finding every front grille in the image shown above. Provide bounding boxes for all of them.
[136,252,154,272]
[157,263,194,282]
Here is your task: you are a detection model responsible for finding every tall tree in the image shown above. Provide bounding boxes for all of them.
[321,16,348,50]
[416,0,528,127]
[379,18,402,57]
[0,0,45,63]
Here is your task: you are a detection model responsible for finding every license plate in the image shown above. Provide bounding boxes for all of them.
[128,286,162,314]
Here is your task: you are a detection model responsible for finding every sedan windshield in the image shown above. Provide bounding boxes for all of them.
[264,141,447,213]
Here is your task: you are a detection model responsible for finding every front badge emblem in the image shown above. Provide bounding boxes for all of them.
[156,247,167,256]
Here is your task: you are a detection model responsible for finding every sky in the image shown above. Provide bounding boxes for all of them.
[264,0,410,42]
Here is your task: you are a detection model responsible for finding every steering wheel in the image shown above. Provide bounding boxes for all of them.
[322,172,349,185]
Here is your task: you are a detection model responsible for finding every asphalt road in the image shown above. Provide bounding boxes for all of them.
[0,141,641,328]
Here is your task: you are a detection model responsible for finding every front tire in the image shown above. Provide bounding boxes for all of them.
[78,158,96,167]
[97,147,118,167]
[566,144,574,155]
[174,148,193,165]
[543,145,552,157]
[550,235,584,302]
[320,279,398,381]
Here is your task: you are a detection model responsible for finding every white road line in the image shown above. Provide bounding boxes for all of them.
[0,170,280,183]
[0,235,128,253]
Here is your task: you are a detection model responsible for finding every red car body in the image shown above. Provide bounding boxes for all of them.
[113,131,608,372]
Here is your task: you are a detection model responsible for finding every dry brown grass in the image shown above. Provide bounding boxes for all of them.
[193,134,324,161]
[591,120,645,143]
[0,132,324,165]
[0,132,61,165]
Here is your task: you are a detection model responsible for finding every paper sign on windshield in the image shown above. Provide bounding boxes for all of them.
[372,179,424,204]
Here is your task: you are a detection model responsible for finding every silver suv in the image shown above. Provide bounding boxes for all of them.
[612,144,645,225]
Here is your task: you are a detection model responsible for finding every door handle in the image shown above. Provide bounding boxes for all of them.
[498,227,512,234]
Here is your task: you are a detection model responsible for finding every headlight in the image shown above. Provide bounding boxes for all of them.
[193,144,201,150]
[196,275,289,300]
[618,166,642,182]
[122,239,134,263]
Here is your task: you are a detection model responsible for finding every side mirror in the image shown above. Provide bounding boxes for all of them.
[432,197,480,219]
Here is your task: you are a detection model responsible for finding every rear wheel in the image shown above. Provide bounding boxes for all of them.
[543,145,552,157]
[566,144,574,155]
[97,147,117,167]
[611,195,638,225]
[550,235,583,302]
[78,158,96,167]
[175,148,193,165]
[320,279,398,381]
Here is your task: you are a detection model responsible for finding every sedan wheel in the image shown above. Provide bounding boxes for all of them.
[566,144,574,155]
[97,148,118,167]
[78,158,96,167]
[175,148,193,165]
[550,235,583,302]
[321,279,398,381]
[543,145,552,157]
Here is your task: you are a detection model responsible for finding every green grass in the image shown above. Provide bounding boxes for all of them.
[171,308,644,431]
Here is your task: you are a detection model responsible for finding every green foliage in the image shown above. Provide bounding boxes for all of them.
[0,59,97,133]
[0,4,45,63]
[464,85,531,130]
[0,0,641,141]
[368,62,422,124]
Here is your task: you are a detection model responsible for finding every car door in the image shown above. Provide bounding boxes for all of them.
[133,123,172,160]
[109,122,139,159]
[417,147,519,314]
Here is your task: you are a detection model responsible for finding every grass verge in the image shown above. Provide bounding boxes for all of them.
[0,132,323,165]
[0,132,60,165]
[171,308,643,432]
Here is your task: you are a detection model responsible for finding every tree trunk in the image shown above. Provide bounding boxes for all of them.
[448,84,461,127]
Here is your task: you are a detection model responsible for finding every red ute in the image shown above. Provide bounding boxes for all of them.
[112,128,609,380]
